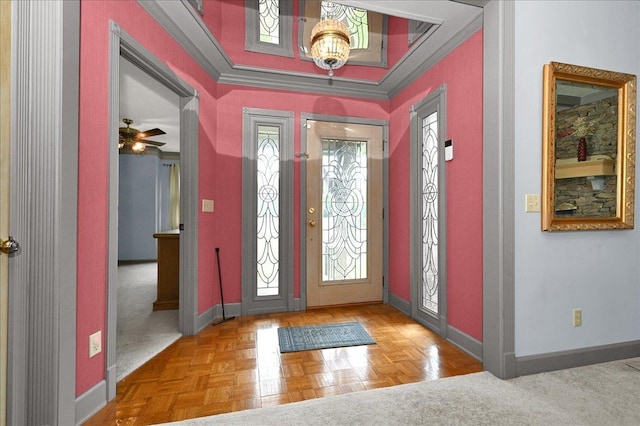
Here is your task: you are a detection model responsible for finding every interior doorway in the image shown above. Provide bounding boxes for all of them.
[116,55,182,380]
[305,120,385,307]
[107,23,200,399]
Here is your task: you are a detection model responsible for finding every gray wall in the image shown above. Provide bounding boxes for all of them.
[118,153,177,261]
[514,1,640,356]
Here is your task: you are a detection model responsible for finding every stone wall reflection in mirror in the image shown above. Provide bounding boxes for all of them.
[554,81,618,217]
[541,62,636,231]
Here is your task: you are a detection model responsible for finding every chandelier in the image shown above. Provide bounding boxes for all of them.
[310,18,351,77]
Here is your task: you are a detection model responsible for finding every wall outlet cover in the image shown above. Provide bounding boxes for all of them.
[89,330,102,358]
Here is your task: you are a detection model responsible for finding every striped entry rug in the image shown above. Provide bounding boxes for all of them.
[277,322,375,353]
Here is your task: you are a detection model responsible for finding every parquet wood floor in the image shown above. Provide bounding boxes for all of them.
[83,304,483,425]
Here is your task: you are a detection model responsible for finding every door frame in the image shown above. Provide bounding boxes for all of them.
[106,22,200,399]
[300,114,389,309]
[409,85,448,336]
[241,108,295,316]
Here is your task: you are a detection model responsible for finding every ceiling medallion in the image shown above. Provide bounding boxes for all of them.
[310,18,351,77]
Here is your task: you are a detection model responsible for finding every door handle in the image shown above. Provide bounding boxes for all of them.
[1,236,20,255]
[308,220,316,227]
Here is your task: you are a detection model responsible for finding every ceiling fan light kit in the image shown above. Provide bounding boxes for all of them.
[310,18,351,77]
[118,118,167,154]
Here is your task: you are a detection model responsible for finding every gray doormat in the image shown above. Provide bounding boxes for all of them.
[277,322,375,353]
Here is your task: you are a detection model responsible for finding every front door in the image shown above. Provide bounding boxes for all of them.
[306,121,383,307]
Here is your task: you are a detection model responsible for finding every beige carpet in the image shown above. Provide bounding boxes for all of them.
[159,357,640,425]
[117,262,181,381]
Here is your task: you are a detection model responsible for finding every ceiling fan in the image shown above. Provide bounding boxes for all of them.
[118,118,166,154]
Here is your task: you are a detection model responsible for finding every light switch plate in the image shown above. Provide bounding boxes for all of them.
[525,194,540,212]
[202,199,214,213]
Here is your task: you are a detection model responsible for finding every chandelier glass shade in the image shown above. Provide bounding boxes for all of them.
[310,18,351,76]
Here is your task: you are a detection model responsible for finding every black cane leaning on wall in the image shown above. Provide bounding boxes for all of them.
[212,247,235,325]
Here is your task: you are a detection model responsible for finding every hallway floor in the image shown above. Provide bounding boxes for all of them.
[84,304,483,425]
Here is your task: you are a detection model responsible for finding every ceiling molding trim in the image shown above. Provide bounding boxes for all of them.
[219,66,389,100]
[139,0,388,98]
[137,0,233,80]
[385,12,483,98]
[138,0,482,101]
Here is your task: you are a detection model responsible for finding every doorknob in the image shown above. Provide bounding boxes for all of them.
[308,220,316,227]
[1,236,20,255]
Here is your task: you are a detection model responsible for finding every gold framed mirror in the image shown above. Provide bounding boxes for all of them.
[542,62,637,231]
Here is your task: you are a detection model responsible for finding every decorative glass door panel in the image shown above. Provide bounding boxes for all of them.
[322,139,368,282]
[410,88,446,334]
[421,112,439,315]
[306,121,382,307]
[256,125,280,297]
[242,108,293,316]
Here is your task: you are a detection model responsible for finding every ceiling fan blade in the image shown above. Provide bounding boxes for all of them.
[137,128,166,138]
[142,139,166,147]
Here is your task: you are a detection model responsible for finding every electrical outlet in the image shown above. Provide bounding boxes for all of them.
[89,330,102,357]
[573,308,582,327]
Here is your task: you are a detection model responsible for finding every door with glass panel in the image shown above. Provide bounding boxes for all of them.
[410,89,447,334]
[306,120,383,307]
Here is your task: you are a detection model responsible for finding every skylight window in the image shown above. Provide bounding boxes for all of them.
[259,0,280,45]
[245,0,293,57]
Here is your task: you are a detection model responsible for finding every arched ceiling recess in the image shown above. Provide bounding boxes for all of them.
[138,0,485,100]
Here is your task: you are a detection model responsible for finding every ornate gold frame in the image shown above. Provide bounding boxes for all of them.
[542,62,637,231]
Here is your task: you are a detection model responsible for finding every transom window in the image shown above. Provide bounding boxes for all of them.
[246,0,387,66]
[245,0,293,57]
[259,0,280,45]
[320,1,369,50]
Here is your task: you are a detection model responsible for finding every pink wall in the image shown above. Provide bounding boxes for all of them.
[204,1,411,81]
[214,86,389,302]
[77,0,483,400]
[388,30,484,340]
[78,0,218,396]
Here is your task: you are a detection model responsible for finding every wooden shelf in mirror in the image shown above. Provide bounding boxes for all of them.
[555,155,615,179]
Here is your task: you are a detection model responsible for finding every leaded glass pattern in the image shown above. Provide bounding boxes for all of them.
[321,1,369,49]
[422,112,439,314]
[322,139,368,282]
[259,0,280,44]
[256,125,280,296]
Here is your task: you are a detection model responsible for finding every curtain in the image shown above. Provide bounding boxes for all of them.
[169,163,180,230]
